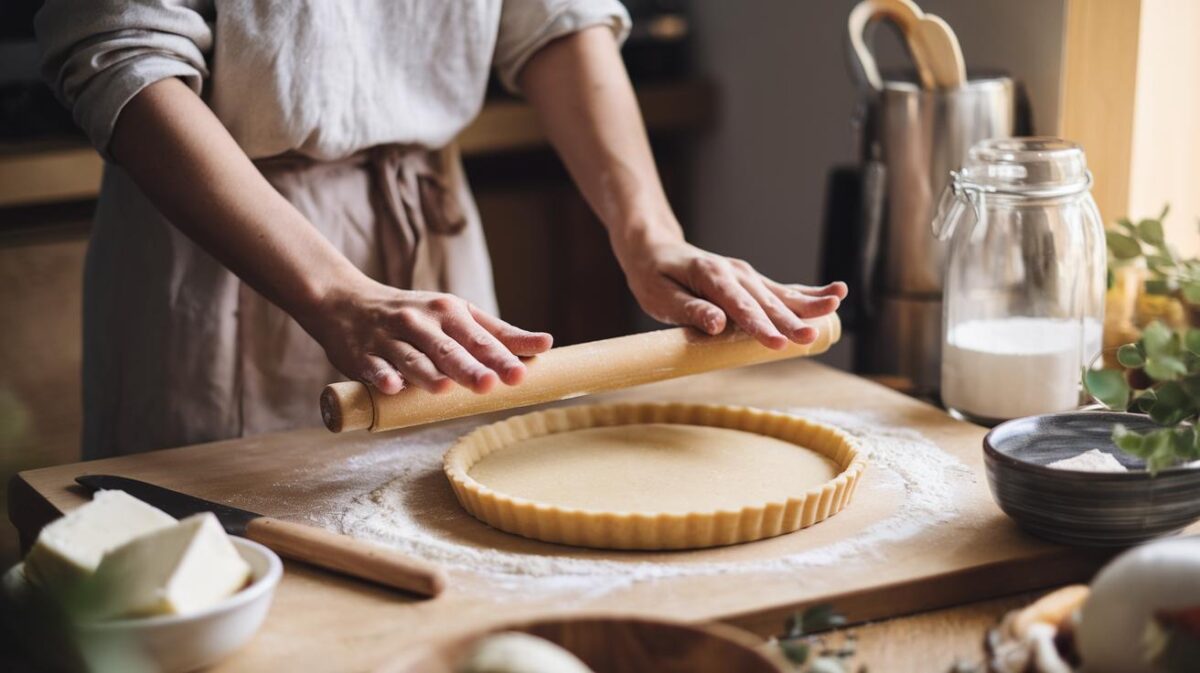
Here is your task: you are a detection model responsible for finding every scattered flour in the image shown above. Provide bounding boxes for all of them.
[324,408,974,595]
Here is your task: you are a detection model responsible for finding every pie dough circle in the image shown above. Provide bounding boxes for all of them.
[443,403,866,550]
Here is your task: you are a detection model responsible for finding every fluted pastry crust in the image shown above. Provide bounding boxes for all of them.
[443,403,866,550]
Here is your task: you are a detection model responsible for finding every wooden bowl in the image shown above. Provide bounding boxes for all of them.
[385,616,788,673]
[984,411,1200,547]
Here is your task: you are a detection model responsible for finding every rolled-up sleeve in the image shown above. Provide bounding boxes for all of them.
[494,0,632,94]
[35,0,213,158]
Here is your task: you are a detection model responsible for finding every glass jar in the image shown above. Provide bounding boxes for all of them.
[931,138,1105,425]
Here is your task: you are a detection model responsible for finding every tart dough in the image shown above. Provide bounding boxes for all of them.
[444,403,865,550]
[468,424,838,514]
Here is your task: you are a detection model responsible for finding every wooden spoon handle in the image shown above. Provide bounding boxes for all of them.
[244,517,446,597]
[321,313,841,433]
[847,0,934,90]
[914,14,967,88]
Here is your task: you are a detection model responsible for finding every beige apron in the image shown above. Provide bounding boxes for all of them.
[82,145,497,459]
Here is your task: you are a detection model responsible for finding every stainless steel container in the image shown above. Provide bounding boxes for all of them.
[855,77,1016,394]
[839,2,1018,395]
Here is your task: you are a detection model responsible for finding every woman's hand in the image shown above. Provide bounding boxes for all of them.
[518,30,845,349]
[616,235,847,349]
[300,277,553,395]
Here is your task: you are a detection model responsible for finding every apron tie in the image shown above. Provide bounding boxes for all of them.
[368,146,466,291]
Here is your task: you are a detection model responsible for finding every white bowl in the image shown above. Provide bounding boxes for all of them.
[3,536,282,673]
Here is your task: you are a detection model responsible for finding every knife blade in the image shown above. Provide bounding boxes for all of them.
[75,474,446,597]
[77,475,258,534]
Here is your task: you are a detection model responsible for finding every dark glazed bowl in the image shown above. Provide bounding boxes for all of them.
[984,412,1200,547]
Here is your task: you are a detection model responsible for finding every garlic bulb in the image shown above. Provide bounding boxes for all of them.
[1078,538,1200,673]
[456,632,594,673]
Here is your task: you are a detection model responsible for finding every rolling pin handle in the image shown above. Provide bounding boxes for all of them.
[321,381,375,433]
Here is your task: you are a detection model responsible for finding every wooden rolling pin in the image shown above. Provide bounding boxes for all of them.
[321,313,841,433]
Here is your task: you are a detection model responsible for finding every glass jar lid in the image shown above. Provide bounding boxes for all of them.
[956,137,1091,197]
[932,137,1094,240]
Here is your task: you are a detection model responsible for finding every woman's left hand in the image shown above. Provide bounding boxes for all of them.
[615,236,847,349]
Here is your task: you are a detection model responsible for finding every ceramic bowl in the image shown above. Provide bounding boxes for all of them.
[984,411,1200,547]
[2,536,282,672]
[386,615,790,673]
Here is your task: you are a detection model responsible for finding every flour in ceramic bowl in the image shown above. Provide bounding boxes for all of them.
[321,407,974,595]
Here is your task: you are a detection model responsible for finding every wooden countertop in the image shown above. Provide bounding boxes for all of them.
[8,359,1161,672]
[0,80,713,209]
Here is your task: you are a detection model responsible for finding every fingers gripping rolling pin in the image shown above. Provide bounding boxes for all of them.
[321,313,841,433]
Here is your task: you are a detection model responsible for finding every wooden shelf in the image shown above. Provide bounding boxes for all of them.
[0,141,103,209]
[0,80,713,209]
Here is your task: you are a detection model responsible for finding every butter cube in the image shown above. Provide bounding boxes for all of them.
[83,512,251,619]
[24,490,176,599]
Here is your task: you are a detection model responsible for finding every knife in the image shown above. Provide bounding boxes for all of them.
[76,475,446,597]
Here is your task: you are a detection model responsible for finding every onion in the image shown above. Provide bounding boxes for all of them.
[1078,538,1200,673]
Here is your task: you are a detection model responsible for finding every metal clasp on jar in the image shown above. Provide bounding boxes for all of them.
[930,170,1094,241]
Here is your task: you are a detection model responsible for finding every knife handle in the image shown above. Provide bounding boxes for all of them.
[244,517,446,597]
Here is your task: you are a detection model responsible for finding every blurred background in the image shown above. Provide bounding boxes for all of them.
[1,0,1198,566]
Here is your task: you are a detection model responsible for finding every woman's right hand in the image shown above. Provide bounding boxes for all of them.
[300,277,554,395]
[105,80,552,398]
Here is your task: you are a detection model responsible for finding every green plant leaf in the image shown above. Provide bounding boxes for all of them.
[779,638,810,664]
[1107,231,1142,259]
[1117,217,1137,234]
[1181,374,1200,400]
[1186,330,1200,356]
[1085,369,1131,409]
[1132,389,1158,413]
[1171,427,1200,461]
[1138,219,1166,246]
[1150,382,1193,425]
[1160,203,1171,220]
[1146,356,1188,382]
[1183,283,1200,305]
[799,604,846,633]
[1117,344,1147,367]
[1113,424,1147,455]
[1146,254,1175,272]
[1146,429,1179,474]
[1145,278,1173,295]
[1142,322,1175,357]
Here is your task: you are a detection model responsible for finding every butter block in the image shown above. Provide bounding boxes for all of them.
[83,512,251,619]
[24,490,176,599]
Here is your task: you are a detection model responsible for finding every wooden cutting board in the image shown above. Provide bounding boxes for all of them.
[8,361,1164,673]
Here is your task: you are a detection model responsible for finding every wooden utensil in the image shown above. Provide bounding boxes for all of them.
[848,0,936,90]
[321,314,841,433]
[76,475,447,597]
[385,616,789,673]
[847,0,966,90]
[914,14,967,88]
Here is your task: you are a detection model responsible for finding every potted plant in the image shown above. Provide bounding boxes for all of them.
[1104,205,1200,368]
[1085,320,1200,473]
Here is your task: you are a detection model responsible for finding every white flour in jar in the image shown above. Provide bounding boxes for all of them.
[942,317,1102,421]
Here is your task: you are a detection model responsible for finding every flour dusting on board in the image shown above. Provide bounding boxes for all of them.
[325,408,973,594]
